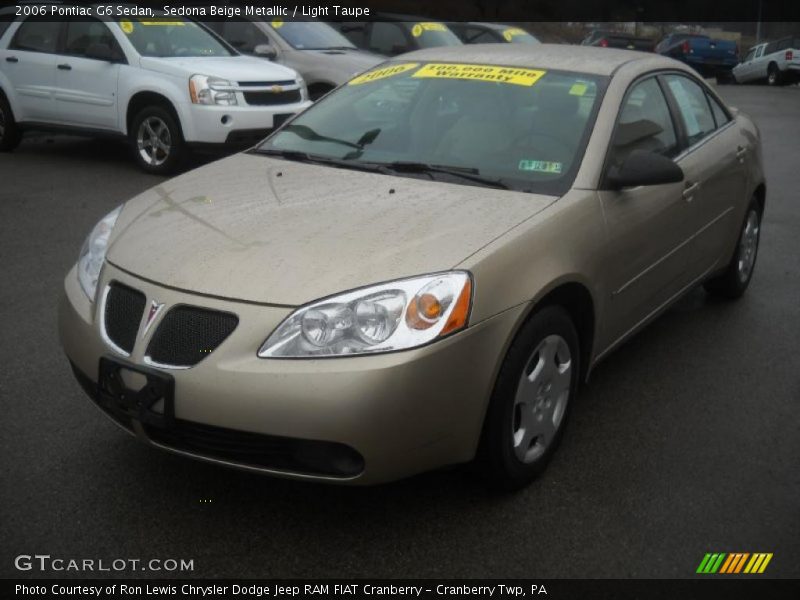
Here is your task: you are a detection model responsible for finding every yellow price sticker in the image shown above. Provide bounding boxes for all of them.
[139,20,185,26]
[412,22,447,37]
[349,63,419,85]
[502,27,527,41]
[412,63,546,86]
[119,19,134,34]
[272,18,284,29]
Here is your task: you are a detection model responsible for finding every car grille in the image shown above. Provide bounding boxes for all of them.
[143,419,365,478]
[145,306,238,368]
[242,89,301,106]
[103,282,146,355]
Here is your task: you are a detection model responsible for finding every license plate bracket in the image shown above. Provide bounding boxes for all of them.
[97,356,175,429]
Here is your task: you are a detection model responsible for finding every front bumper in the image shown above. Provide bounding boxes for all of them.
[59,262,525,484]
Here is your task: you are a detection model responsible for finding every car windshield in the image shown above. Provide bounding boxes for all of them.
[257,62,606,195]
[499,27,540,44]
[118,18,233,57]
[269,20,356,50]
[403,22,462,48]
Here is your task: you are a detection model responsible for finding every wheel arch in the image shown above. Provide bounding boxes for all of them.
[125,91,183,138]
[753,181,766,215]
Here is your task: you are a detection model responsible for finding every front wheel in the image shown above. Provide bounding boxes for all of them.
[130,106,186,175]
[704,201,761,299]
[767,65,782,86]
[475,306,580,491]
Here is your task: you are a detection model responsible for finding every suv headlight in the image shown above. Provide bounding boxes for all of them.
[258,272,472,358]
[77,205,122,300]
[189,74,238,106]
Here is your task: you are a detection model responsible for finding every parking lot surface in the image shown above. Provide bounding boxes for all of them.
[1,85,798,579]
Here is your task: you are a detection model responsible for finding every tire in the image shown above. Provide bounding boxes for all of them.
[130,105,185,175]
[0,92,22,152]
[704,199,762,299]
[767,64,782,86]
[475,305,580,491]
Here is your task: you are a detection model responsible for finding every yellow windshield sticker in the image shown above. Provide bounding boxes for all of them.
[502,27,527,41]
[139,20,185,26]
[349,63,419,85]
[412,22,447,37]
[569,83,588,96]
[412,63,546,86]
[119,19,134,34]
[271,18,284,29]
[519,160,563,174]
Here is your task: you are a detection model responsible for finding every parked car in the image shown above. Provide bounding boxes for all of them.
[329,15,462,57]
[0,11,311,173]
[581,30,654,51]
[447,22,540,45]
[204,19,382,100]
[732,35,800,85]
[655,33,739,81]
[60,45,764,489]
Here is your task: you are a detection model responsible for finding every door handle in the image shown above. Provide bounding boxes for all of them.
[5,56,18,63]
[736,146,747,162]
[57,63,72,70]
[682,181,700,201]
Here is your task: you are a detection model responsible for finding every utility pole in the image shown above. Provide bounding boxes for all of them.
[755,0,763,43]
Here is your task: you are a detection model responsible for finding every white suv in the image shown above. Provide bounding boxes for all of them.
[0,12,311,173]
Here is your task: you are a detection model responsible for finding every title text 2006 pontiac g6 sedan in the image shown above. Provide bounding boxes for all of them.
[59,45,764,489]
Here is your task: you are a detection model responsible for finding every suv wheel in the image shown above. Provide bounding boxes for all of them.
[130,106,185,175]
[0,93,22,152]
[704,199,761,299]
[476,305,580,491]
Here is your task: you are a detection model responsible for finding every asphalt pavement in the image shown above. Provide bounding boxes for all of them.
[1,84,798,579]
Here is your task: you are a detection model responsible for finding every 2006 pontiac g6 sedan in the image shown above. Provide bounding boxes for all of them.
[59,45,765,489]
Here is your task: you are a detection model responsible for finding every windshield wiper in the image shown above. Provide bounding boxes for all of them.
[283,124,381,154]
[381,161,511,190]
[256,148,391,175]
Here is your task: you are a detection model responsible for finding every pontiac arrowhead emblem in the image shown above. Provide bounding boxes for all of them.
[143,300,165,337]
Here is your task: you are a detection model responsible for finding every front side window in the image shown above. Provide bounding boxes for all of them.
[118,18,233,57]
[610,77,678,166]
[663,74,716,146]
[10,19,60,53]
[707,94,730,128]
[257,62,606,195]
[64,18,119,57]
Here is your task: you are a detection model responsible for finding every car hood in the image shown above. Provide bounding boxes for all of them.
[106,153,556,306]
[303,48,384,74]
[139,55,298,82]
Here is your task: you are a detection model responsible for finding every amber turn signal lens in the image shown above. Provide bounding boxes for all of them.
[441,278,471,335]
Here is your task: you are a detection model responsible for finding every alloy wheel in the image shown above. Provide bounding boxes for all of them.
[136,116,172,166]
[737,209,760,283]
[512,334,572,463]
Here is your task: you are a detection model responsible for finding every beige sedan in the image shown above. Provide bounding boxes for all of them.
[59,45,765,489]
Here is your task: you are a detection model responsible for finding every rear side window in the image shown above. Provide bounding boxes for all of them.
[663,74,716,146]
[765,41,778,55]
[610,77,679,165]
[10,19,61,53]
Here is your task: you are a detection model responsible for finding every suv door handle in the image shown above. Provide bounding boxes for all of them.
[5,56,18,63]
[57,63,72,70]
[736,146,747,162]
[682,181,700,201]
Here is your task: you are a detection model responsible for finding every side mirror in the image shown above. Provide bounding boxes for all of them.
[606,150,684,190]
[253,44,277,60]
[85,42,117,62]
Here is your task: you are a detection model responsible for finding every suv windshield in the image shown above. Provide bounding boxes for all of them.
[270,20,356,50]
[257,62,606,195]
[118,18,233,57]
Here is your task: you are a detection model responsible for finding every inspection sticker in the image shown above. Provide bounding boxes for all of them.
[412,22,447,37]
[119,19,134,34]
[519,160,563,174]
[271,18,284,29]
[502,27,528,41]
[412,63,546,86]
[349,63,419,85]
[569,82,588,96]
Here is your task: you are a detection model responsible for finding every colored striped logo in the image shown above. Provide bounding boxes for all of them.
[696,552,773,574]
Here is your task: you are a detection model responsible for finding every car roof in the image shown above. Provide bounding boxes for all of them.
[400,43,664,76]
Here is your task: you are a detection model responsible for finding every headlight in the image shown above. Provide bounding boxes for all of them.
[189,74,238,106]
[258,272,472,358]
[77,205,122,300]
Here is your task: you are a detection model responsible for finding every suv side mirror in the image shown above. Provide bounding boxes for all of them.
[85,42,119,62]
[606,150,684,189]
[254,44,277,60]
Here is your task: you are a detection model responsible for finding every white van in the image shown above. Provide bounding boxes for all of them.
[0,9,312,173]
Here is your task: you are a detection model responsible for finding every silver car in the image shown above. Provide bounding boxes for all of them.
[206,19,383,100]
